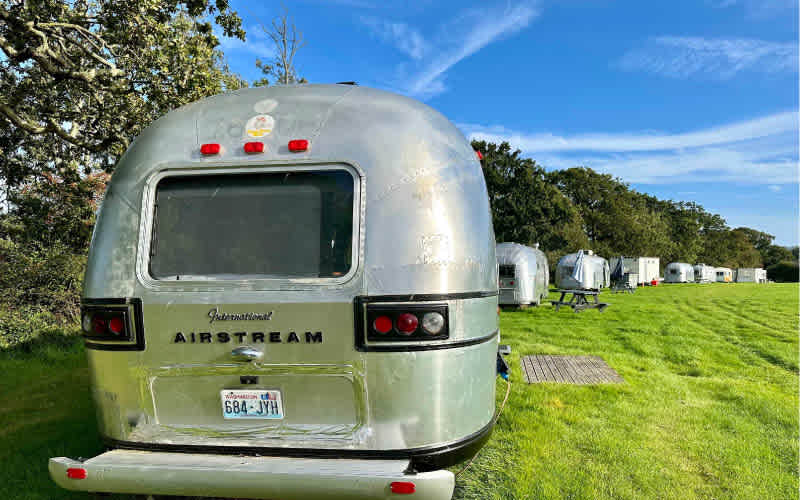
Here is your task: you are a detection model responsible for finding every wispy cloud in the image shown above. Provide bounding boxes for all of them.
[360,2,538,98]
[463,111,800,185]
[617,36,798,79]
[708,0,797,18]
[360,17,428,60]
[216,25,274,58]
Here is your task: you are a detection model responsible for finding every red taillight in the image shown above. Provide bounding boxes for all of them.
[396,313,418,335]
[66,468,87,480]
[108,316,125,335]
[475,150,483,160]
[243,142,264,154]
[509,281,514,285]
[91,317,106,335]
[288,139,309,152]
[390,481,416,494]
[373,316,393,334]
[200,143,221,155]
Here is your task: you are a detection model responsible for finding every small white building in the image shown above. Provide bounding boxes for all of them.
[609,256,660,285]
[735,268,767,283]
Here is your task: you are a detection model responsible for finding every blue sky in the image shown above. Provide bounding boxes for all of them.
[218,0,799,245]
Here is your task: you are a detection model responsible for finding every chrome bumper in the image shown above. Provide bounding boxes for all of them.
[49,450,455,499]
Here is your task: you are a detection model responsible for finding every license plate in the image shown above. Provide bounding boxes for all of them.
[220,389,284,419]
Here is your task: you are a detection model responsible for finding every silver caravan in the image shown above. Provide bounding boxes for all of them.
[694,263,716,283]
[608,256,660,285]
[49,85,500,500]
[555,250,610,290]
[715,267,734,283]
[664,262,694,283]
[497,242,549,307]
[735,268,766,283]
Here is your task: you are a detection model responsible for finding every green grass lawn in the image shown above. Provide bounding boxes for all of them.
[0,284,797,499]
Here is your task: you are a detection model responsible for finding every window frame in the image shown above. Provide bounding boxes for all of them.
[136,162,363,291]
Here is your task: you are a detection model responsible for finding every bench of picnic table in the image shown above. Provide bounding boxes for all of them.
[550,289,609,312]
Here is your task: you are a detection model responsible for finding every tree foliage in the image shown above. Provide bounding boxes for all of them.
[474,141,587,264]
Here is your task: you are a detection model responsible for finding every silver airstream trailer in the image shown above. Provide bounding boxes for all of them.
[693,263,716,283]
[715,267,734,283]
[49,85,500,500]
[496,242,549,307]
[555,250,610,290]
[664,262,695,283]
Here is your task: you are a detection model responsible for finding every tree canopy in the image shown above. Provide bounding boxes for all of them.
[474,140,795,278]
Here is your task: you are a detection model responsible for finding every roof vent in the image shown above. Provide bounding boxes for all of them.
[586,250,594,255]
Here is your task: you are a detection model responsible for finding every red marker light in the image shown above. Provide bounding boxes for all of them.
[91,316,106,335]
[200,143,221,155]
[243,142,264,154]
[396,313,418,335]
[66,468,87,480]
[108,316,124,335]
[475,150,483,160]
[288,139,309,152]
[373,316,393,334]
[390,481,416,494]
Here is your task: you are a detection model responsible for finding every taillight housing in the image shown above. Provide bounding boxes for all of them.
[364,303,449,342]
[80,299,144,350]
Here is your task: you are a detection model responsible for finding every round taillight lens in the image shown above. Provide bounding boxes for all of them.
[373,315,393,334]
[108,316,125,335]
[81,313,93,333]
[396,313,418,335]
[91,317,106,335]
[421,312,445,335]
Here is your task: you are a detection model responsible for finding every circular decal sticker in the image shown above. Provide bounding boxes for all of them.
[245,115,275,138]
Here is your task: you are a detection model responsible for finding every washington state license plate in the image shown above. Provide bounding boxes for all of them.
[220,389,284,419]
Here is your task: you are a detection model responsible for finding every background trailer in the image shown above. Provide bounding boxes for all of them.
[664,262,695,283]
[555,250,610,290]
[715,267,733,283]
[497,242,549,307]
[694,264,716,283]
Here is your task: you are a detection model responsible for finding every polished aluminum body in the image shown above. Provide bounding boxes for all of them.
[664,262,695,283]
[735,268,767,283]
[496,242,549,306]
[609,256,659,285]
[60,85,499,498]
[693,264,716,283]
[555,250,610,290]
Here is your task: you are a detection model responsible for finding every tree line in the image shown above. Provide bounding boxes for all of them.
[474,141,798,281]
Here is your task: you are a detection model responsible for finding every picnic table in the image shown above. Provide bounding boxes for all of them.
[611,281,636,294]
[551,289,609,312]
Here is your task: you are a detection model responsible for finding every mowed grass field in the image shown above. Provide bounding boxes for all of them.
[455,283,798,500]
[0,283,796,500]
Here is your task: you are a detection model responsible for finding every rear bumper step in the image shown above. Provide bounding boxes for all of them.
[49,450,454,500]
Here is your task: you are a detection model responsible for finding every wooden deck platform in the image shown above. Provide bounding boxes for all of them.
[520,355,624,384]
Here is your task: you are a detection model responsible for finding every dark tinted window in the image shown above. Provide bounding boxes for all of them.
[499,265,516,278]
[150,170,354,280]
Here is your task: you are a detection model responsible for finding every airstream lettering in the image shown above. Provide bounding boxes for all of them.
[172,331,323,343]
[49,85,500,500]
